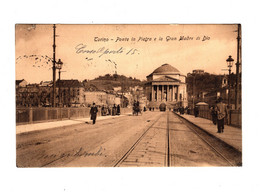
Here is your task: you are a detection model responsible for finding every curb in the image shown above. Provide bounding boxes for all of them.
[16,113,132,135]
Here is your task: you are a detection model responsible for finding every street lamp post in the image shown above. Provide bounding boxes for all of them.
[226,55,234,108]
[52,24,63,107]
[52,24,56,107]
[235,24,241,110]
[56,59,63,107]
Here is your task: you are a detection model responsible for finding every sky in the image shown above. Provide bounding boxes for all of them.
[15,24,239,83]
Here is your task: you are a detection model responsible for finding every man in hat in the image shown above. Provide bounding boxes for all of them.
[194,105,199,117]
[90,103,98,124]
[216,97,228,133]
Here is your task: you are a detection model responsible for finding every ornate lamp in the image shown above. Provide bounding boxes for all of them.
[226,55,234,107]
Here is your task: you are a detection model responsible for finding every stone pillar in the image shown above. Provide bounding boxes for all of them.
[68,108,71,119]
[162,85,164,100]
[173,86,175,101]
[151,85,154,101]
[174,86,177,101]
[166,85,170,101]
[170,85,173,101]
[156,85,159,101]
[176,86,179,101]
[45,108,48,121]
[29,107,33,124]
[169,85,171,101]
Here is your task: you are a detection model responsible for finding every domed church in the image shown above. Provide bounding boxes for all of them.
[145,64,187,109]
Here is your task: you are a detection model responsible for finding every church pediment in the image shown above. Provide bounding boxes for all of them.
[153,76,180,82]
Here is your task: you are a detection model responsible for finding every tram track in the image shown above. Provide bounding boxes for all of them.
[114,112,171,167]
[166,111,171,166]
[39,112,166,167]
[18,111,241,167]
[173,112,242,166]
[42,111,241,167]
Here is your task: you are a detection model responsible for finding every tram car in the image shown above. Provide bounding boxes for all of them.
[159,103,166,111]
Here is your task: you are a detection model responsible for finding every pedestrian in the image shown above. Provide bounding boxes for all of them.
[90,102,98,124]
[101,105,106,116]
[210,106,217,125]
[187,107,190,115]
[194,106,199,117]
[116,104,120,115]
[112,104,117,116]
[180,106,185,115]
[107,106,111,115]
[216,97,228,133]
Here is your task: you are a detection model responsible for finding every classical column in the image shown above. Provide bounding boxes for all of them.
[167,85,169,102]
[173,86,175,101]
[174,86,177,101]
[169,85,171,101]
[155,85,157,101]
[156,85,159,101]
[151,85,154,101]
[162,85,164,101]
[170,85,173,101]
[176,86,179,101]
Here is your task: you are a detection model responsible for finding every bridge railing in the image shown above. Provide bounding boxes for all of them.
[16,107,132,125]
[191,108,241,128]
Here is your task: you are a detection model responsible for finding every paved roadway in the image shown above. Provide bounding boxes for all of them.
[16,111,234,167]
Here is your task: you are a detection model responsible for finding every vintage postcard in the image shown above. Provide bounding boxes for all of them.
[16,24,242,167]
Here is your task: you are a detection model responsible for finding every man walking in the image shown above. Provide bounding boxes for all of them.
[210,106,217,125]
[194,106,199,117]
[90,103,98,124]
[116,104,120,115]
[216,97,228,133]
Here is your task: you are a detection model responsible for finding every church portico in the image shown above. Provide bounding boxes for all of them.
[145,64,187,108]
[151,84,180,102]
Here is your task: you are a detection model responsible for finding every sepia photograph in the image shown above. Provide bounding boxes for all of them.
[15,24,242,167]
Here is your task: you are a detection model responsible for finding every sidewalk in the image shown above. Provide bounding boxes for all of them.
[177,113,242,152]
[16,113,131,134]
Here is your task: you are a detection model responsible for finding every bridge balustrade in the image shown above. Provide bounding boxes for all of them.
[16,107,132,125]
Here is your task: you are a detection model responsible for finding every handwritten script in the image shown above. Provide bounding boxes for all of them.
[75,35,210,62]
[75,43,139,57]
[38,147,105,160]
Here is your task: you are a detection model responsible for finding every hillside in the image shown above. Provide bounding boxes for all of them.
[83,74,145,91]
[186,73,237,94]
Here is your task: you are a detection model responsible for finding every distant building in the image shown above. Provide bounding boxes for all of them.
[16,79,27,89]
[203,75,240,109]
[16,83,46,107]
[113,86,122,92]
[56,79,84,107]
[83,91,125,107]
[130,86,143,92]
[192,69,205,74]
[39,81,52,87]
[221,75,228,88]
[84,91,108,106]
[145,63,187,108]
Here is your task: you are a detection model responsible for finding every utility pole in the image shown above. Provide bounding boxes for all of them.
[52,24,56,107]
[235,24,241,110]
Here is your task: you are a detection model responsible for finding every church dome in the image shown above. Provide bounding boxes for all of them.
[152,64,180,74]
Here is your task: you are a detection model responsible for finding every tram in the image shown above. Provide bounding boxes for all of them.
[159,103,166,111]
